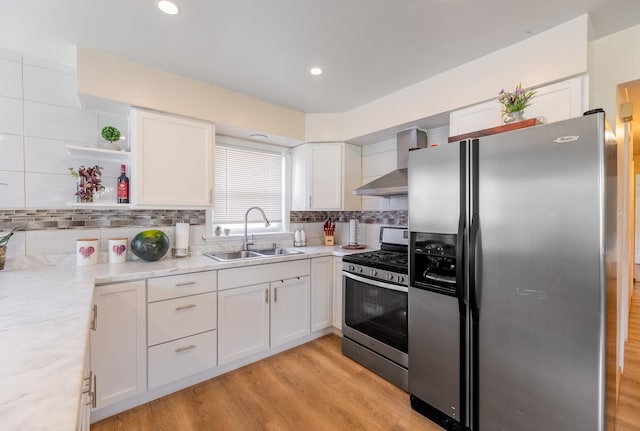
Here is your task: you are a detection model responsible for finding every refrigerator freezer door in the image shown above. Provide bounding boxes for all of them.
[409,287,461,421]
[475,116,605,430]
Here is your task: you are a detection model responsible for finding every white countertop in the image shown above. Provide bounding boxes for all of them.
[0,245,373,431]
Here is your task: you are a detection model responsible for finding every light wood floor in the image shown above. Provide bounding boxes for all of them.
[91,335,441,431]
[93,291,640,431]
[616,284,640,430]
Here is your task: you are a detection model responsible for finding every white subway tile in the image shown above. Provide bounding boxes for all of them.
[23,101,99,144]
[23,55,75,74]
[4,231,25,258]
[0,48,21,62]
[25,172,74,207]
[0,170,25,207]
[23,64,80,108]
[361,195,389,211]
[362,151,397,177]
[0,96,23,135]
[0,58,22,98]
[25,137,94,174]
[0,134,24,171]
[361,139,395,156]
[26,229,101,255]
[389,196,408,210]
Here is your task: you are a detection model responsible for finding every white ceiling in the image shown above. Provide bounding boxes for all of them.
[1,0,640,114]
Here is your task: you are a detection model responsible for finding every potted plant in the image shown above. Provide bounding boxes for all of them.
[101,126,121,150]
[215,225,222,236]
[498,83,536,123]
[0,226,20,271]
[69,165,105,203]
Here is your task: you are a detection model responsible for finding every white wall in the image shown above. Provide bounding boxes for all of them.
[306,15,589,143]
[589,24,640,124]
[0,48,129,209]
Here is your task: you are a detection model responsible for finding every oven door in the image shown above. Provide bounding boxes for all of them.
[342,271,408,368]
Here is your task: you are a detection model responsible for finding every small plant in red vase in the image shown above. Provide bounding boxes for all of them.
[69,165,105,203]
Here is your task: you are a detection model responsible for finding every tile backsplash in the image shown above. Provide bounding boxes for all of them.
[290,210,407,226]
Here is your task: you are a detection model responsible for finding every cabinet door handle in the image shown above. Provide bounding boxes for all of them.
[90,304,97,331]
[91,373,97,409]
[82,371,93,394]
[265,288,269,304]
[274,287,278,302]
[175,304,196,311]
[175,344,196,353]
[175,281,196,287]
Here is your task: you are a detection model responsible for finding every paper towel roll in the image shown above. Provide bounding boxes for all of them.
[349,219,358,245]
[175,222,189,250]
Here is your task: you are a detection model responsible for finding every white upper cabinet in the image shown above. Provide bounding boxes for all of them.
[291,142,361,211]
[449,76,589,137]
[130,108,214,207]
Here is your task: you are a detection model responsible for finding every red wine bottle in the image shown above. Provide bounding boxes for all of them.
[117,164,129,203]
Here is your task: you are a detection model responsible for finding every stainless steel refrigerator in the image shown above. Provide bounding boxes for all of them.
[407,112,618,431]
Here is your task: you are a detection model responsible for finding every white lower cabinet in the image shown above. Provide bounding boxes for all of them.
[311,256,333,331]
[332,256,344,330]
[218,283,271,365]
[77,335,92,431]
[271,277,311,347]
[146,270,217,389]
[218,259,312,366]
[148,330,217,389]
[147,291,217,346]
[90,281,146,410]
[218,276,311,365]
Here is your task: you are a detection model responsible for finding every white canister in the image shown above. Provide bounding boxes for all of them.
[76,238,99,266]
[108,237,128,264]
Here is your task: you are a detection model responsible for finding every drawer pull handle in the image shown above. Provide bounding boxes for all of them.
[175,304,196,311]
[175,281,197,287]
[175,344,196,353]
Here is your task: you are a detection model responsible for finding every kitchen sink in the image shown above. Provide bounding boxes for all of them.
[253,248,303,256]
[203,248,303,261]
[203,250,262,261]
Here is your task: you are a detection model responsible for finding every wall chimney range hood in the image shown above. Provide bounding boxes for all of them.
[353,128,427,196]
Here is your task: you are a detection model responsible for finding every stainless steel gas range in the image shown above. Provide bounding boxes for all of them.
[341,226,409,390]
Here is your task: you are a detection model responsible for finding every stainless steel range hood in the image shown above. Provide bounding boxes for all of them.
[353,128,427,196]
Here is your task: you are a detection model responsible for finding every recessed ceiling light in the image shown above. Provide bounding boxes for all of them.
[157,0,179,15]
[310,67,323,76]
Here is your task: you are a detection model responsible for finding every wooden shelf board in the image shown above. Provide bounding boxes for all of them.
[448,118,542,143]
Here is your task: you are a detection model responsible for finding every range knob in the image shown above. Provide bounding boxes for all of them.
[370,269,377,277]
[349,265,356,272]
[398,275,406,284]
[358,266,364,273]
[386,273,395,281]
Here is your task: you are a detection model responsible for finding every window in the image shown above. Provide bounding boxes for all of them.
[214,145,284,233]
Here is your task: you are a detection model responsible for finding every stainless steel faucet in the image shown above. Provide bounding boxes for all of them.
[244,206,271,250]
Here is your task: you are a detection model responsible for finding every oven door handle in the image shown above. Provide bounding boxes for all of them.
[342,271,408,293]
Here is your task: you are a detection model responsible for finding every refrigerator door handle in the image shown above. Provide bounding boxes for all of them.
[469,215,480,319]
[469,138,480,320]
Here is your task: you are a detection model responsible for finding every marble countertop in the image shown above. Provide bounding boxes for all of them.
[0,245,373,431]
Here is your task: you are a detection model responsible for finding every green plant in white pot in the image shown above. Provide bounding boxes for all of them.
[101,126,122,150]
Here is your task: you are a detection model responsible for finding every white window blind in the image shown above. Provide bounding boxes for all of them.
[214,145,283,224]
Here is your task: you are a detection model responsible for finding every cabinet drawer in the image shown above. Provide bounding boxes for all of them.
[148,271,216,302]
[218,259,310,290]
[148,330,217,389]
[148,292,217,346]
